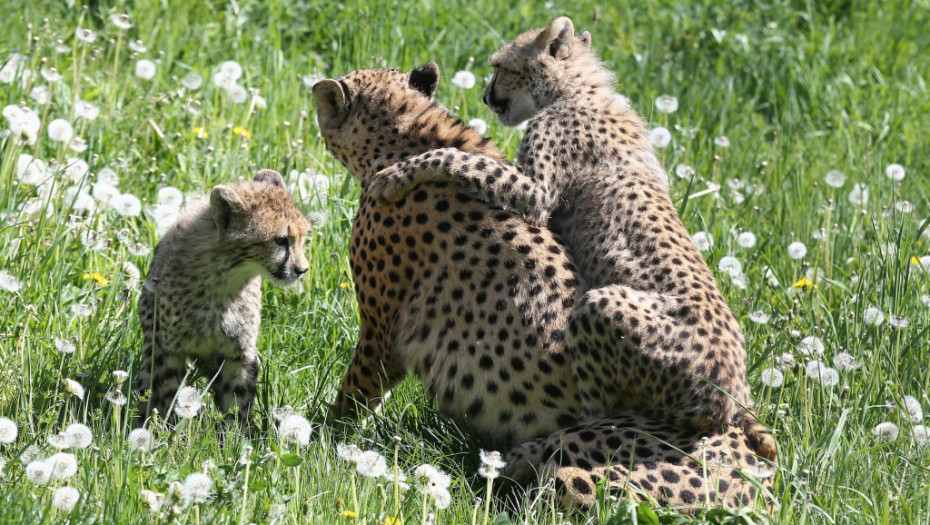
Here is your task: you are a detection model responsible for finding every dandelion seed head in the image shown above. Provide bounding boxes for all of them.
[112,370,129,385]
[824,170,845,188]
[16,154,47,185]
[336,442,362,462]
[0,417,18,443]
[748,311,770,324]
[760,368,783,388]
[47,432,69,449]
[128,428,154,451]
[787,241,807,260]
[863,306,885,327]
[649,126,671,148]
[112,193,142,217]
[92,182,121,207]
[737,231,756,248]
[478,465,501,479]
[181,72,203,90]
[46,452,78,479]
[25,460,52,484]
[848,183,868,206]
[714,136,731,148]
[873,422,899,442]
[354,450,388,478]
[889,315,909,328]
[74,100,100,121]
[895,200,915,213]
[182,472,213,504]
[805,361,839,386]
[219,61,243,80]
[914,425,929,446]
[798,336,825,357]
[147,204,180,236]
[674,163,694,181]
[30,85,49,105]
[468,118,488,135]
[65,423,93,449]
[47,119,74,142]
[157,186,184,207]
[692,231,714,252]
[0,269,23,293]
[62,157,90,182]
[885,163,906,181]
[479,449,506,470]
[3,105,41,145]
[140,489,161,512]
[111,13,132,29]
[655,94,678,114]
[69,136,88,153]
[40,66,62,83]
[278,414,313,447]
[128,40,147,53]
[134,59,157,80]
[413,464,451,491]
[717,256,742,277]
[832,352,861,372]
[904,396,923,423]
[75,28,97,43]
[226,84,248,103]
[451,70,476,89]
[105,390,127,406]
[52,486,80,512]
[173,386,203,419]
[64,378,85,399]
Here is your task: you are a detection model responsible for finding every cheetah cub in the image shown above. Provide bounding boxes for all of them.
[137,170,310,426]
[367,18,776,460]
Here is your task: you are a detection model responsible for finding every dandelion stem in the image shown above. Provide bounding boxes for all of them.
[482,476,493,525]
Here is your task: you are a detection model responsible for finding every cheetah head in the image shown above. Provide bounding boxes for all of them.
[483,16,595,126]
[312,63,442,180]
[210,169,311,286]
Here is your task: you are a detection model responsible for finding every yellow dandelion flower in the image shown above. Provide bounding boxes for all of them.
[193,127,208,138]
[382,517,402,525]
[232,126,252,138]
[82,272,109,286]
[790,277,813,290]
[340,281,353,289]
[911,256,922,265]
[341,510,358,519]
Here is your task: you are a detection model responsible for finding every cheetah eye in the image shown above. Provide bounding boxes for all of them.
[274,236,289,247]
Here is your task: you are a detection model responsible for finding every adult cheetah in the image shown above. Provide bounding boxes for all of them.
[366,18,776,462]
[137,170,310,426]
[312,64,772,509]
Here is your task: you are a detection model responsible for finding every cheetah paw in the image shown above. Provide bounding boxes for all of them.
[366,166,414,203]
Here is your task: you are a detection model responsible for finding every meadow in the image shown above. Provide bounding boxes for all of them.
[0,0,928,523]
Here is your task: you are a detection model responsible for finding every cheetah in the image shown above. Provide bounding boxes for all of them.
[137,170,310,426]
[365,18,776,461]
[312,64,772,509]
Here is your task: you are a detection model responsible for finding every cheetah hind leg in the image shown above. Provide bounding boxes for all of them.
[203,354,260,432]
[137,351,187,423]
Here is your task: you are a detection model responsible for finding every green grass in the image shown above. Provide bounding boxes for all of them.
[0,0,928,523]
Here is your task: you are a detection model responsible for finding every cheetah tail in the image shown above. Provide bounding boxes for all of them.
[741,415,778,462]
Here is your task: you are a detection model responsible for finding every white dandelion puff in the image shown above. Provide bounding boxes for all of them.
[173,386,203,419]
[41,66,62,83]
[147,204,181,235]
[714,136,731,148]
[25,461,52,484]
[135,59,157,80]
[112,370,129,385]
[128,40,147,53]
[872,422,899,442]
[787,241,807,260]
[16,153,47,185]
[47,432,69,449]
[65,423,93,449]
[302,73,325,87]
[655,94,679,114]
[863,306,885,327]
[848,183,868,206]
[96,167,119,186]
[888,315,909,328]
[431,487,452,509]
[4,105,41,145]
[111,13,132,29]
[127,428,154,452]
[894,200,915,213]
[413,464,452,493]
[0,417,18,443]
[737,231,756,248]
[181,72,203,90]
[674,163,694,181]
[52,486,81,512]
[824,170,845,188]
[74,100,100,120]
[914,425,929,447]
[649,126,671,148]
[0,270,23,293]
[19,445,43,464]
[183,472,213,504]
[226,84,248,103]
[47,119,74,142]
[69,136,88,153]
[92,182,121,208]
[798,336,825,357]
[336,443,362,462]
[885,163,906,181]
[75,28,97,43]
[717,256,742,277]
[832,352,861,371]
[278,414,313,447]
[219,61,243,80]
[469,118,488,135]
[730,272,747,289]
[692,231,714,252]
[64,379,85,399]
[903,396,923,423]
[30,85,49,105]
[0,54,26,84]
[46,452,78,479]
[451,70,476,89]
[140,490,161,512]
[354,450,388,478]
[760,368,783,388]
[62,158,90,182]
[112,193,142,217]
[805,361,839,386]
[478,448,506,479]
[748,311,770,324]
[105,390,127,406]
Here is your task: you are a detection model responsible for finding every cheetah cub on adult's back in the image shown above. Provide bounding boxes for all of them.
[137,170,310,427]
[368,18,775,460]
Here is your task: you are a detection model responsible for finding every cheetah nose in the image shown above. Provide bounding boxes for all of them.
[295,265,309,276]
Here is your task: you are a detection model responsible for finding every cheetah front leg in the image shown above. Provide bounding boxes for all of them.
[137,349,188,423]
[329,332,405,422]
[204,353,260,428]
[366,147,555,226]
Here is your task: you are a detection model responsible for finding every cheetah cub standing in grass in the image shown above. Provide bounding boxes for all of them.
[137,170,310,427]
[368,17,776,460]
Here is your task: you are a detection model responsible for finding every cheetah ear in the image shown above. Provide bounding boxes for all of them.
[312,79,348,128]
[408,62,440,99]
[578,31,592,50]
[210,184,245,231]
[254,169,285,188]
[535,16,576,60]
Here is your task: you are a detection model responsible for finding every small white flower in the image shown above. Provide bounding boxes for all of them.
[128,428,155,452]
[226,84,248,103]
[74,100,100,120]
[0,417,18,443]
[181,72,203,90]
[468,118,488,135]
[714,136,731,148]
[96,167,119,186]
[112,193,142,217]
[787,241,807,260]
[0,54,25,84]
[75,28,97,43]
[649,126,671,148]
[25,461,52,484]
[888,315,909,328]
[717,256,742,277]
[173,386,203,419]
[46,452,78,479]
[848,183,868,206]
[47,119,74,142]
[914,425,929,447]
[760,368,783,388]
[903,396,923,423]
[872,422,899,442]
[135,59,157,80]
[748,311,770,324]
[832,352,861,371]
[183,472,213,504]
[654,94,678,114]
[798,336,825,357]
[0,269,22,293]
[692,231,714,252]
[111,13,132,30]
[65,423,93,449]
[478,465,501,479]
[824,170,845,188]
[52,486,81,512]
[730,272,748,289]
[451,70,476,89]
[278,414,313,447]
[4,105,41,145]
[737,231,756,248]
[885,163,905,181]
[354,450,388,478]
[674,163,694,181]
[64,379,85,399]
[863,306,885,327]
